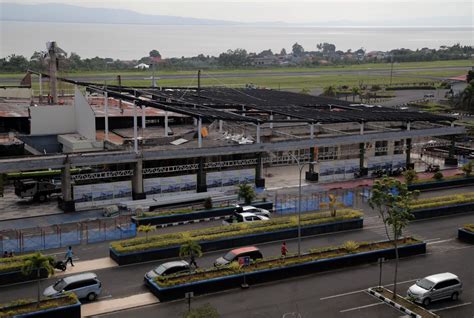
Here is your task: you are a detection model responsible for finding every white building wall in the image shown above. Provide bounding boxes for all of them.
[74,87,96,141]
[0,87,32,98]
[29,105,75,135]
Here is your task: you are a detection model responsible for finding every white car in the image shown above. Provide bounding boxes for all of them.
[223,212,270,225]
[238,205,271,218]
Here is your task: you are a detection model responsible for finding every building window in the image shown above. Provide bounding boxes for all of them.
[394,140,404,155]
[375,141,388,156]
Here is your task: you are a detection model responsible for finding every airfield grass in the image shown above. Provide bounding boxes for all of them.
[0,59,472,79]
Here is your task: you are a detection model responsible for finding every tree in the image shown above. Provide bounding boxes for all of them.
[238,183,256,204]
[184,303,219,318]
[138,224,156,241]
[21,253,55,306]
[328,194,337,217]
[351,86,360,102]
[368,177,418,299]
[403,169,418,185]
[462,161,473,177]
[292,42,305,57]
[218,49,249,67]
[433,171,444,181]
[322,85,337,97]
[149,50,161,58]
[280,48,287,56]
[179,240,202,272]
[466,70,474,84]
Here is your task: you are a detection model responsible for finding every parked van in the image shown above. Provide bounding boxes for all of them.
[407,272,462,306]
[214,246,263,266]
[43,272,102,301]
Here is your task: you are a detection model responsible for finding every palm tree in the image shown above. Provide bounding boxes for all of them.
[351,87,360,102]
[21,253,55,306]
[238,183,256,205]
[461,82,474,110]
[179,241,203,272]
[322,85,337,97]
[138,224,156,241]
[328,194,338,217]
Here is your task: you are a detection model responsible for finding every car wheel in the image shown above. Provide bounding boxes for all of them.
[422,298,431,306]
[87,292,97,301]
[451,292,459,301]
[38,194,46,202]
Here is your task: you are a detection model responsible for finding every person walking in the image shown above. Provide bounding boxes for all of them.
[281,241,288,258]
[65,246,74,267]
[189,251,198,269]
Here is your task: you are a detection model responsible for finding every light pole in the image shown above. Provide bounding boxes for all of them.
[289,152,317,256]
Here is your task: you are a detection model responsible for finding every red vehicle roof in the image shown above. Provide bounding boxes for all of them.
[230,246,259,254]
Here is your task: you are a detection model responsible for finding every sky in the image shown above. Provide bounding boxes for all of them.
[2,0,473,24]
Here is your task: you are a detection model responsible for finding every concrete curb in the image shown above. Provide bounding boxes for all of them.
[156,215,227,228]
[367,287,421,318]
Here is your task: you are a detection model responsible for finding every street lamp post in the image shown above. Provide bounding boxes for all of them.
[289,152,317,256]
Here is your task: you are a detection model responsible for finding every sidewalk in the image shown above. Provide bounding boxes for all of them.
[81,292,159,317]
[55,257,117,277]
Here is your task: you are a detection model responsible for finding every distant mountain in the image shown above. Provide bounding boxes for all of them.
[1,3,471,27]
[0,3,240,25]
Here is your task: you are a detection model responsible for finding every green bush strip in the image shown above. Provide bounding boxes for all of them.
[155,237,420,288]
[410,192,474,210]
[0,253,39,274]
[112,209,363,253]
[0,294,78,318]
[463,224,474,233]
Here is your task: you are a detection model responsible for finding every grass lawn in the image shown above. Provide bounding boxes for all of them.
[0,59,472,79]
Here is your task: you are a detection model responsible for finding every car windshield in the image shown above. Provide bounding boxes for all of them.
[53,279,67,291]
[154,265,167,275]
[416,278,435,290]
[223,251,236,261]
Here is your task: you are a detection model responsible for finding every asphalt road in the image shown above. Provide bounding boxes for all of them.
[0,66,469,83]
[96,236,474,318]
[0,211,472,314]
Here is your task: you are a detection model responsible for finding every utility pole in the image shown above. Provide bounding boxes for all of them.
[389,54,394,86]
[197,69,201,98]
[117,75,123,114]
[152,62,157,88]
[48,42,58,104]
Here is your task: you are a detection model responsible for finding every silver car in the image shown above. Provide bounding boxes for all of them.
[144,261,190,280]
[407,272,463,306]
[43,272,102,301]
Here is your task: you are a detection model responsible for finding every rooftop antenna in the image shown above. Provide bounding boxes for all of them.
[45,41,66,104]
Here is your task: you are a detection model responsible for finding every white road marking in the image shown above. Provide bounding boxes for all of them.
[320,279,419,301]
[340,302,384,313]
[431,302,472,312]
[97,294,113,300]
[424,238,441,243]
[427,238,455,245]
[320,289,365,300]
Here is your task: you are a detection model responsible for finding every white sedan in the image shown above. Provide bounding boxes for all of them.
[236,205,272,218]
[223,212,269,225]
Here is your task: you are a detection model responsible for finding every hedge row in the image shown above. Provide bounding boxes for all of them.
[463,224,474,233]
[386,85,436,90]
[0,253,37,274]
[410,192,474,210]
[0,294,78,318]
[155,238,420,288]
[112,209,363,253]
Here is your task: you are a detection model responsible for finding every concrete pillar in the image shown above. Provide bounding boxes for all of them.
[269,113,274,129]
[141,106,146,129]
[197,157,207,192]
[39,74,43,103]
[164,111,169,137]
[255,153,265,188]
[60,157,74,212]
[445,137,458,166]
[219,120,223,133]
[242,106,246,116]
[360,122,364,135]
[104,92,109,141]
[309,147,315,173]
[359,143,367,175]
[133,102,138,154]
[198,117,202,148]
[132,158,145,200]
[256,123,261,143]
[407,121,411,131]
[305,147,319,181]
[310,123,315,139]
[406,138,413,169]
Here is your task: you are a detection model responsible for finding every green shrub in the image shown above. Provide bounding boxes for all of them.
[463,224,474,232]
[433,171,444,181]
[203,197,213,210]
[0,253,40,274]
[112,209,363,253]
[184,303,220,318]
[342,241,359,253]
[403,169,418,185]
[0,295,77,317]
